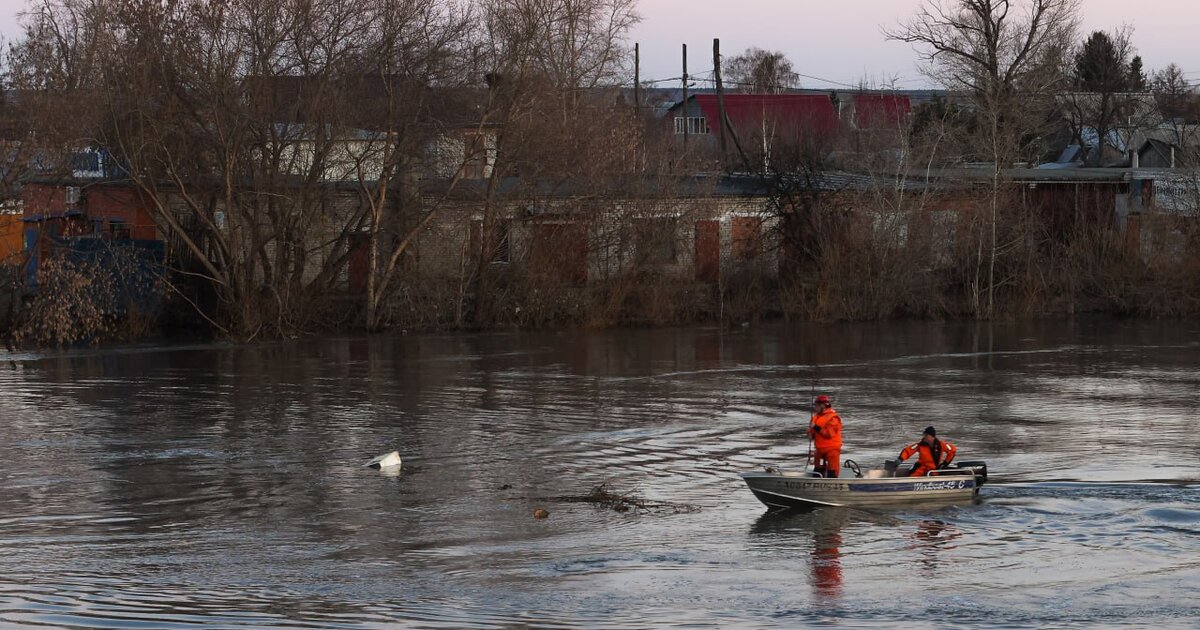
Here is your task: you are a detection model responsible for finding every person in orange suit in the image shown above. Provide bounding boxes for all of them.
[808,395,843,478]
[898,426,957,477]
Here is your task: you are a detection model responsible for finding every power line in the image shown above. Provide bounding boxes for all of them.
[687,74,933,92]
[795,72,863,90]
[648,69,932,91]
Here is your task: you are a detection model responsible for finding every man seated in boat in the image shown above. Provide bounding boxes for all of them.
[808,395,843,478]
[896,426,957,477]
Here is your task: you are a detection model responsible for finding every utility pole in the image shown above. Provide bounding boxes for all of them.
[713,38,729,164]
[634,42,645,172]
[634,43,641,118]
[682,43,689,149]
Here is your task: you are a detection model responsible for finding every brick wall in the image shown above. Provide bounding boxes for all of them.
[400,197,781,287]
[83,184,158,240]
[22,182,159,241]
[21,183,68,217]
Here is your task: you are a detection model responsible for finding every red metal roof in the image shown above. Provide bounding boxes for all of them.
[692,94,839,140]
[852,94,912,129]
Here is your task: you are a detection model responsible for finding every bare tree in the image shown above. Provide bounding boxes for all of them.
[888,0,1080,318]
[1152,63,1200,164]
[7,0,671,337]
[348,0,477,331]
[1152,64,1195,120]
[726,48,799,94]
[11,0,483,337]
[462,0,640,326]
[4,0,109,186]
[485,0,637,95]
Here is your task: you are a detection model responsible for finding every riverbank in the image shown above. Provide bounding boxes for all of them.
[4,248,1200,348]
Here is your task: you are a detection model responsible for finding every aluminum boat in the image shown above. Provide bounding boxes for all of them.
[740,459,988,509]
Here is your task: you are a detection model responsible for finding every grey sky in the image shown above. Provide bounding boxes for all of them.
[632,0,1199,89]
[0,0,22,42]
[2,0,1196,89]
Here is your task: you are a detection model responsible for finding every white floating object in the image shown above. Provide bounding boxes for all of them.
[366,451,402,470]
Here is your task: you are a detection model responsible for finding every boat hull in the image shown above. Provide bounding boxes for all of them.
[740,471,979,509]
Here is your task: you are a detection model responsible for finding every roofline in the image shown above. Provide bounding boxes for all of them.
[923,167,1137,184]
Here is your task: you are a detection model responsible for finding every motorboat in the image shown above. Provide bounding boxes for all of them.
[740,459,988,509]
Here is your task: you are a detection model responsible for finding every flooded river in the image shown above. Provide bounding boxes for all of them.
[1,319,1198,628]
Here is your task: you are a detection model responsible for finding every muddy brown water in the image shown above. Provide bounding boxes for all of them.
[1,319,1198,628]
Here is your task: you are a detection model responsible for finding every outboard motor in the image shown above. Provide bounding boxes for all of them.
[953,460,988,486]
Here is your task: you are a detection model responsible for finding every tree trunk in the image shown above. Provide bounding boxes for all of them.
[987,110,1001,320]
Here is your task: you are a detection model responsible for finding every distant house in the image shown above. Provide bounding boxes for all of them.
[20,177,163,292]
[257,122,500,183]
[669,93,839,144]
[253,75,500,182]
[427,124,500,180]
[1133,126,1200,169]
[1138,138,1180,169]
[1057,92,1161,166]
[671,96,713,137]
[665,92,914,168]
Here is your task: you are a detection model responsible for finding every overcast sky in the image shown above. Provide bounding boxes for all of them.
[0,0,22,43]
[1,0,1195,89]
[632,0,1200,89]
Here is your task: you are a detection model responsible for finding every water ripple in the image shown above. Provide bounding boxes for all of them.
[1,320,1199,627]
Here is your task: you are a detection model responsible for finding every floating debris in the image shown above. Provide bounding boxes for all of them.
[533,508,550,519]
[365,451,402,470]
[554,483,701,516]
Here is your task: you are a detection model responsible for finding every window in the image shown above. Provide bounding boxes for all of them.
[70,152,102,177]
[109,220,131,240]
[470,219,511,264]
[674,116,710,135]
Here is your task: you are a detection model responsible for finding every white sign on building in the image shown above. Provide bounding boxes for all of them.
[1153,174,1200,214]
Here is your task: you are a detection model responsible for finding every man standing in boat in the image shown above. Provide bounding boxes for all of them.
[898,426,957,477]
[808,395,843,478]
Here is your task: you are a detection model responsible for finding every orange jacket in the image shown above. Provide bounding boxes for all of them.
[899,439,957,477]
[809,408,843,451]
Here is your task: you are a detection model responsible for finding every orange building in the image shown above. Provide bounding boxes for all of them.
[0,210,22,265]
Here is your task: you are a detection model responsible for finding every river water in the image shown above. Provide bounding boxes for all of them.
[1,319,1198,628]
